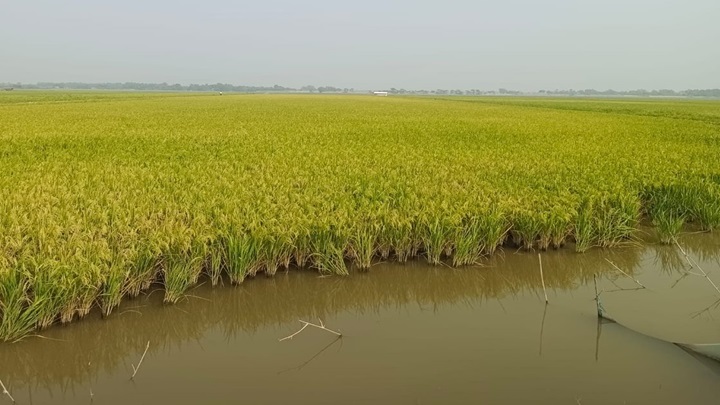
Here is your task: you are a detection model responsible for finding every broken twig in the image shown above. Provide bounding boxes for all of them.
[130,341,150,380]
[0,378,15,403]
[691,298,720,319]
[673,237,720,296]
[278,336,343,374]
[279,319,342,341]
[538,302,548,356]
[605,258,646,289]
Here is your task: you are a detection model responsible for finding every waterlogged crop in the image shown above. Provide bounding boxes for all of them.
[1,92,719,341]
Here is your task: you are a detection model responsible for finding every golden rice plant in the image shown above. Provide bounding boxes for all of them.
[0,91,719,341]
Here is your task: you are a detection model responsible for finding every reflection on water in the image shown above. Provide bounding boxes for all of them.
[0,230,719,404]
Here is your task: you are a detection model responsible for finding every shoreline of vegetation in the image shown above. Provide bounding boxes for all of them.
[1,93,719,342]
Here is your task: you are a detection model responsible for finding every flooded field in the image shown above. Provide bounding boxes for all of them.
[1,231,720,404]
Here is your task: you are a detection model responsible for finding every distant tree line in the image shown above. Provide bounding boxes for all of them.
[1,82,719,97]
[2,82,297,93]
[538,88,720,97]
[300,85,356,93]
[379,87,720,97]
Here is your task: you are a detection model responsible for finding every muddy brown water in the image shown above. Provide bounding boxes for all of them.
[1,231,720,404]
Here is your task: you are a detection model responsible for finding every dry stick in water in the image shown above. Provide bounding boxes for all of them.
[538,254,548,303]
[594,315,602,362]
[279,319,342,341]
[0,378,15,403]
[278,336,343,374]
[673,237,720,296]
[130,341,150,380]
[87,361,94,402]
[604,258,646,289]
[538,302,548,356]
[593,274,603,318]
[603,275,644,293]
[691,298,720,319]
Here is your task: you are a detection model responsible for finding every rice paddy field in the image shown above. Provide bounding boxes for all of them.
[1,91,720,342]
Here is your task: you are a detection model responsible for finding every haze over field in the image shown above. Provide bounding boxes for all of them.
[1,1,719,91]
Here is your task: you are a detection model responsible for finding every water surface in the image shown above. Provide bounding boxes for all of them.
[1,231,720,404]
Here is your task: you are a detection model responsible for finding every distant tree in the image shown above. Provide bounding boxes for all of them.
[317,86,341,93]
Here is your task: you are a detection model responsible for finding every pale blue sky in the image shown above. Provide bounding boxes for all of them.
[1,0,718,90]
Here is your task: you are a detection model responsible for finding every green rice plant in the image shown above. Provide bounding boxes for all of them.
[64,262,101,322]
[309,223,349,275]
[205,239,226,286]
[511,211,542,250]
[694,199,720,231]
[655,213,685,244]
[224,231,262,284]
[291,227,312,268]
[420,215,454,265]
[0,269,38,342]
[537,213,553,251]
[547,210,573,249]
[593,193,640,247]
[277,236,295,270]
[260,230,294,276]
[452,215,486,266]
[478,207,510,255]
[689,182,720,231]
[375,209,394,260]
[162,251,204,304]
[99,262,129,317]
[125,246,158,296]
[644,184,689,243]
[574,198,596,253]
[26,261,73,329]
[384,215,417,263]
[349,219,380,270]
[653,212,685,244]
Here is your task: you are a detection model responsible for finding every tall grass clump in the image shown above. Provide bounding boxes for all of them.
[643,184,691,243]
[420,214,455,265]
[309,224,350,275]
[224,232,262,284]
[593,193,640,247]
[451,208,508,265]
[510,210,542,250]
[688,181,720,231]
[643,179,720,242]
[0,270,38,342]
[574,198,596,253]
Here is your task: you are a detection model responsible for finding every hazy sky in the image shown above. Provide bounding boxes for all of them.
[1,0,718,90]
